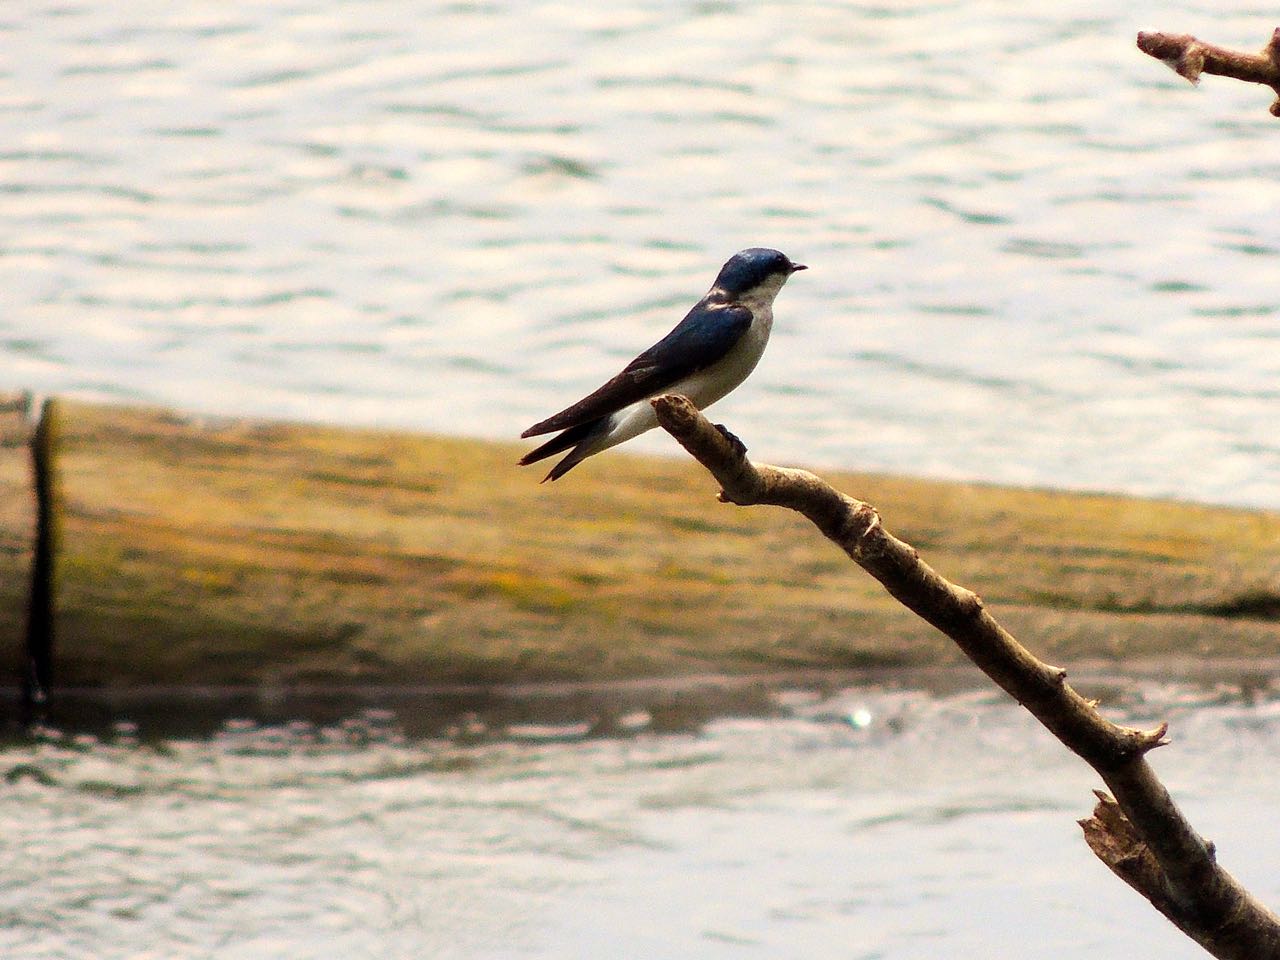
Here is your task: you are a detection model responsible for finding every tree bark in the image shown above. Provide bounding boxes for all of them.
[1137,28,1280,117]
[651,394,1280,960]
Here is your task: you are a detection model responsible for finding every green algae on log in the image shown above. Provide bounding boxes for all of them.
[0,392,35,691]
[7,399,1280,689]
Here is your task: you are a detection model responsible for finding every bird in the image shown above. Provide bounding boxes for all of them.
[519,247,806,481]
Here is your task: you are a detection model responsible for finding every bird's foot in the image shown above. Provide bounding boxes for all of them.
[714,423,748,458]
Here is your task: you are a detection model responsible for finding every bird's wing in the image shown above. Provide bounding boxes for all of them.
[521,301,752,438]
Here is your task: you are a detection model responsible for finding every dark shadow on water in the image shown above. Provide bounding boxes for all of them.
[0,669,957,744]
[2,661,1277,746]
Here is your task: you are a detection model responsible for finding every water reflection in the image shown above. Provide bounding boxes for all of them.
[3,671,1279,959]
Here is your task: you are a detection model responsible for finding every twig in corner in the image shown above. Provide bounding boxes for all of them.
[1137,28,1280,117]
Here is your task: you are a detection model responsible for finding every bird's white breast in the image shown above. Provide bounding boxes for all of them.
[678,314,769,407]
[587,272,789,456]
[679,277,783,408]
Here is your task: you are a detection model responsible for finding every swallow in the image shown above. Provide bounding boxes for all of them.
[520,247,806,481]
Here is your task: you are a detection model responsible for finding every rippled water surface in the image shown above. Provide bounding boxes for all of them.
[1,2,1278,505]
[6,9,1278,957]
[4,679,1280,959]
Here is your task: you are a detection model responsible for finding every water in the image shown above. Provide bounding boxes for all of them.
[5,9,1277,955]
[1,2,1278,506]
[4,677,1280,959]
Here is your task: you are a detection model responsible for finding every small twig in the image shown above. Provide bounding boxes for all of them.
[652,394,1280,960]
[1137,29,1280,117]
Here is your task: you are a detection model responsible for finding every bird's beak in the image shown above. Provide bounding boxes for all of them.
[790,263,808,273]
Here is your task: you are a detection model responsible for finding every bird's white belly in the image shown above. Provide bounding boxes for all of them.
[594,312,772,454]
[679,317,771,407]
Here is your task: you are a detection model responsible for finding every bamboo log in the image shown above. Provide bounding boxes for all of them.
[0,397,1277,694]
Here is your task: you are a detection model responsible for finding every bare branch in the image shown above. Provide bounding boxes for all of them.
[651,394,1280,960]
[1137,28,1280,117]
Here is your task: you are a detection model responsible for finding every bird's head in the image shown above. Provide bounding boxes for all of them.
[712,248,807,302]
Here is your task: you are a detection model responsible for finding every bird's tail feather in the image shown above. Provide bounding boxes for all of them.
[518,419,600,469]
[542,444,601,482]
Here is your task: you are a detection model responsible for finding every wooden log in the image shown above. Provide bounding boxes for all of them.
[0,392,33,702]
[0,398,1275,691]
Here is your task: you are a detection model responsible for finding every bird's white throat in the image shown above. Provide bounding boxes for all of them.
[733,272,791,322]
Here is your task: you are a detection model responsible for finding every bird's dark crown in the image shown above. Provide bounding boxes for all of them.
[712,248,805,295]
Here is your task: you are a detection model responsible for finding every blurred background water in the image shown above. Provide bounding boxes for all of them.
[4,5,1280,956]
[1,1,1277,506]
[4,678,1280,960]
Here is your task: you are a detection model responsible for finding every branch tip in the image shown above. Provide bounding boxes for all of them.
[1138,721,1171,753]
[1115,720,1170,758]
[1138,27,1280,115]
